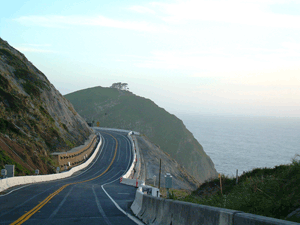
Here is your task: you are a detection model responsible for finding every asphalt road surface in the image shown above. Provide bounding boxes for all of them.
[0,130,142,225]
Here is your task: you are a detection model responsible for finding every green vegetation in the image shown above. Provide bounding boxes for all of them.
[0,48,48,93]
[0,74,9,89]
[0,86,26,113]
[160,188,191,200]
[60,122,69,132]
[0,118,20,135]
[65,86,217,182]
[178,157,300,223]
[23,81,41,97]
[64,139,75,148]
[39,106,55,123]
[0,149,32,176]
[0,48,27,70]
[14,68,29,79]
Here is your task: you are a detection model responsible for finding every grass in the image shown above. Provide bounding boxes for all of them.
[0,149,32,176]
[160,188,191,200]
[175,156,300,223]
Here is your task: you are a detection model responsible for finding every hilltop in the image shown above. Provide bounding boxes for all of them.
[0,38,92,175]
[65,86,218,183]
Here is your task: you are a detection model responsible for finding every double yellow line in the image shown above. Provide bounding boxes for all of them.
[11,133,118,225]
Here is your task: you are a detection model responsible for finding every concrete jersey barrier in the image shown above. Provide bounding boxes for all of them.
[131,194,298,225]
[0,134,102,192]
[119,131,147,189]
[122,133,136,179]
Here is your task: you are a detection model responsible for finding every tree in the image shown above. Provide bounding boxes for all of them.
[110,82,129,91]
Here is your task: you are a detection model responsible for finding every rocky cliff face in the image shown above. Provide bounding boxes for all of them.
[0,38,92,174]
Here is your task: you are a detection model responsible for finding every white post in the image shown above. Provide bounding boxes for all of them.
[153,175,156,187]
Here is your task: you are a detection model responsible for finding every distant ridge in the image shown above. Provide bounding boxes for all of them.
[65,86,218,183]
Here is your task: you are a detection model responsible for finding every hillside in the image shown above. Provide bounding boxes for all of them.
[180,156,300,223]
[0,38,92,175]
[65,86,218,183]
[136,135,200,190]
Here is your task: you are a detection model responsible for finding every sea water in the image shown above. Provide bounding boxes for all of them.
[179,114,300,176]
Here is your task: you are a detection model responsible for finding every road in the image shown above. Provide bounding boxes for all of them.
[0,130,142,225]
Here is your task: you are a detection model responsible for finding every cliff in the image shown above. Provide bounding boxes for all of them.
[0,38,92,175]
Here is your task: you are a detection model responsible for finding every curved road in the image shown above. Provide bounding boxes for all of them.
[0,131,141,225]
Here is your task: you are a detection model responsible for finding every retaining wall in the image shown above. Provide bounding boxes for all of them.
[0,134,102,192]
[52,134,97,171]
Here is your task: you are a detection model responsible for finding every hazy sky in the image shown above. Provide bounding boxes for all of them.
[1,0,300,117]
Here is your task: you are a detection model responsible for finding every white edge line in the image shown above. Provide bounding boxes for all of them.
[101,184,144,225]
[0,184,32,197]
[101,131,144,225]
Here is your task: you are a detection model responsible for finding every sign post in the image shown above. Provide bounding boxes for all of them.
[165,173,173,198]
[153,175,156,187]
[219,173,223,195]
[158,159,161,189]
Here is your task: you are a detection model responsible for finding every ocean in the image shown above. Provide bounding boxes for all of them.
[178,114,300,176]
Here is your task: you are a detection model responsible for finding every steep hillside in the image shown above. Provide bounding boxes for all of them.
[0,38,92,175]
[65,86,218,183]
[136,135,200,190]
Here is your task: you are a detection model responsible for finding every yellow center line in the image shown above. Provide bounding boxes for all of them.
[10,132,118,225]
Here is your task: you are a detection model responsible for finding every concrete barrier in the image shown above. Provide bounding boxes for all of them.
[131,193,298,225]
[0,134,102,192]
[131,188,144,215]
[132,135,141,180]
[234,213,297,225]
[135,194,240,225]
[94,127,140,135]
[121,133,136,179]
[121,177,144,187]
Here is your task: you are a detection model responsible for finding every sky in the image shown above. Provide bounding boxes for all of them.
[1,0,300,117]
